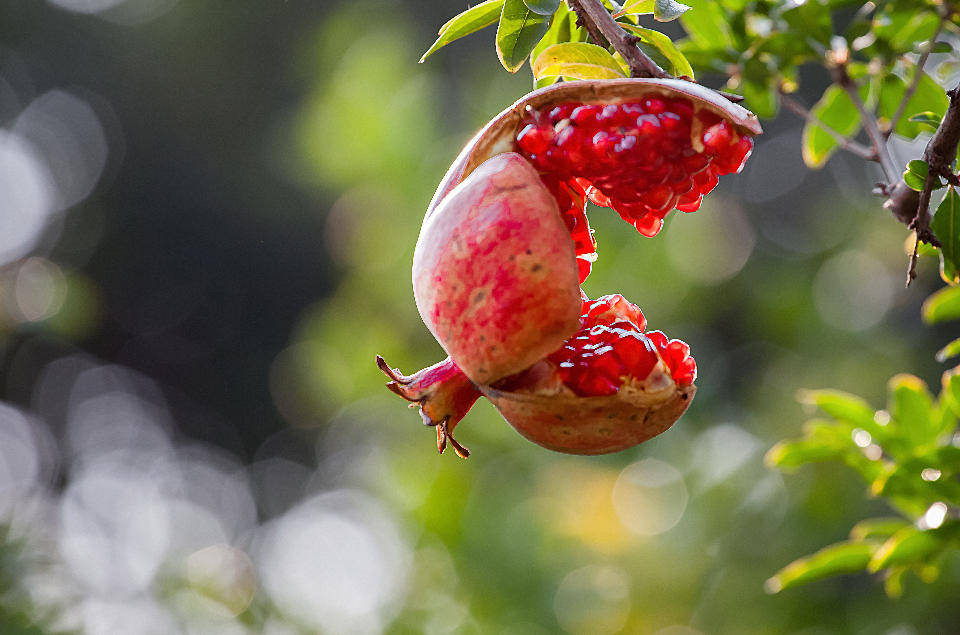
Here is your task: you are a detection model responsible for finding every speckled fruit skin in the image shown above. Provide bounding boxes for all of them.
[379,78,760,458]
[413,152,582,386]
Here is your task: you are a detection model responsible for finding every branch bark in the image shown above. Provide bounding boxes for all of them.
[566,0,669,79]
[832,64,899,184]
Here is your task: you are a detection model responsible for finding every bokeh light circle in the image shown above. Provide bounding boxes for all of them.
[612,458,688,536]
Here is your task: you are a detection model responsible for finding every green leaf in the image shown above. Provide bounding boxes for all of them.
[765,439,844,470]
[532,43,627,80]
[890,12,940,53]
[801,85,861,168]
[522,0,560,16]
[868,526,943,572]
[933,188,960,283]
[903,159,935,192]
[937,338,960,363]
[904,172,927,192]
[614,0,655,16]
[765,541,878,593]
[910,111,945,131]
[931,42,954,54]
[420,0,505,63]
[620,24,695,78]
[680,1,734,51]
[884,566,907,598]
[923,284,960,323]
[850,517,912,542]
[940,366,960,418]
[497,0,553,72]
[781,0,833,48]
[896,73,950,139]
[766,418,883,482]
[908,159,929,179]
[942,254,960,286]
[889,373,936,448]
[799,389,878,429]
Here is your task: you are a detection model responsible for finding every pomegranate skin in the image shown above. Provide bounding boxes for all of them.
[481,382,695,454]
[413,152,582,386]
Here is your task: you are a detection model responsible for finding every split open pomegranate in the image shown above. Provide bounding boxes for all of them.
[378,79,761,457]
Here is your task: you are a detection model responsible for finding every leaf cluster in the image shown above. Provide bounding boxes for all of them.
[420,0,695,82]
[766,314,960,596]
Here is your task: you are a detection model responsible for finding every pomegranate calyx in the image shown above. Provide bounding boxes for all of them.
[376,355,478,458]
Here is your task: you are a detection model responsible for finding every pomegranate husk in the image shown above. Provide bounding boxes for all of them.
[427,78,762,219]
[412,153,582,386]
[481,377,695,455]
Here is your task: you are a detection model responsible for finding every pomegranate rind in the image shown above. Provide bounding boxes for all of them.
[413,153,582,386]
[427,78,762,218]
[481,382,696,455]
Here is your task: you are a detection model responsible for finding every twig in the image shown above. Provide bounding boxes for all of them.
[908,170,941,284]
[778,91,875,161]
[832,64,900,184]
[885,14,947,138]
[904,82,960,285]
[566,0,669,78]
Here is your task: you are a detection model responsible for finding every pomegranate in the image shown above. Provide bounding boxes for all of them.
[378,79,760,457]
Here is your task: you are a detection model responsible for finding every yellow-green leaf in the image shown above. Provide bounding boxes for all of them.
[532,42,627,80]
[765,541,877,593]
[937,338,960,363]
[868,526,941,572]
[850,517,911,542]
[615,0,690,21]
[922,285,960,323]
[614,0,655,17]
[420,0,505,63]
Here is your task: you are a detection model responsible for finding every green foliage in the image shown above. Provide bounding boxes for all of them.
[923,285,960,323]
[420,0,504,63]
[618,23,695,77]
[801,85,862,168]
[933,188,960,283]
[767,369,960,595]
[497,0,554,72]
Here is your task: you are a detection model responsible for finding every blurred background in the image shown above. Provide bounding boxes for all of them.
[1,0,959,633]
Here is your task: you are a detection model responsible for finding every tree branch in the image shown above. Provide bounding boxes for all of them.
[832,64,900,184]
[566,0,669,79]
[778,91,875,161]
[903,82,960,284]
